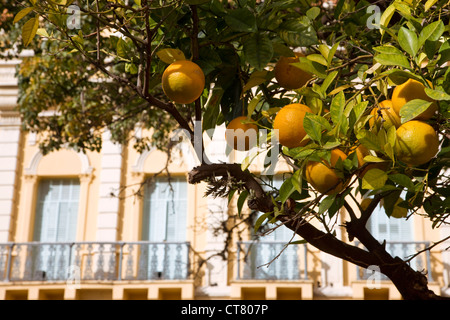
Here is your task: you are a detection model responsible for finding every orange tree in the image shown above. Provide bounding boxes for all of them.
[7,0,450,299]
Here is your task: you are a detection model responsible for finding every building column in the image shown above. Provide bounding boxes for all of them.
[0,122,21,242]
[96,130,123,241]
[0,58,23,243]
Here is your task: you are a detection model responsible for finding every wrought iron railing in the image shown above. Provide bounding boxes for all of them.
[236,241,308,280]
[355,241,433,282]
[0,241,191,282]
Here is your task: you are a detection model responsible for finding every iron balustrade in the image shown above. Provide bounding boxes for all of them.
[236,241,308,280]
[355,241,433,282]
[0,241,191,282]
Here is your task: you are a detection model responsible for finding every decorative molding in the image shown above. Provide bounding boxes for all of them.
[131,147,155,173]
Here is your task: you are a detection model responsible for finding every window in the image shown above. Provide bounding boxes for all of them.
[142,176,188,242]
[140,176,189,280]
[31,179,80,280]
[34,179,80,242]
[366,199,415,260]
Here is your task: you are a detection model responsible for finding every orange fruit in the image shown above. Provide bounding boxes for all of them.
[369,100,401,133]
[274,53,313,90]
[394,120,439,166]
[225,116,258,151]
[391,79,438,121]
[273,103,313,149]
[305,148,348,195]
[161,60,205,104]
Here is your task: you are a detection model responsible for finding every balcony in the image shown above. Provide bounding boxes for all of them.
[236,241,308,280]
[0,241,192,283]
[232,241,313,299]
[355,241,434,282]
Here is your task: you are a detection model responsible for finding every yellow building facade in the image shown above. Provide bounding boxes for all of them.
[0,57,449,300]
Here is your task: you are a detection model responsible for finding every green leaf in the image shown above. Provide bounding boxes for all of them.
[363,155,387,163]
[291,169,303,194]
[327,42,339,67]
[424,0,438,12]
[306,54,328,66]
[237,190,249,217]
[438,40,450,66]
[375,53,411,69]
[319,194,336,215]
[14,7,34,24]
[278,178,295,204]
[303,114,331,143]
[373,45,403,55]
[224,8,257,33]
[36,28,50,38]
[352,101,369,124]
[356,129,382,152]
[398,27,418,57]
[22,16,39,47]
[424,88,450,101]
[278,18,318,47]
[117,38,132,60]
[306,6,321,20]
[291,57,327,79]
[330,91,345,125]
[379,3,396,36]
[156,48,186,64]
[243,33,273,70]
[389,173,415,191]
[386,70,423,85]
[382,190,403,217]
[320,71,338,96]
[202,87,224,134]
[362,168,388,190]
[399,99,433,123]
[418,20,444,49]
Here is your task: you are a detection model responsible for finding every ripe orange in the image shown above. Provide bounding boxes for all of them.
[391,79,438,121]
[274,53,313,90]
[225,116,258,151]
[161,60,205,104]
[273,103,313,149]
[369,100,401,133]
[394,120,440,166]
[305,148,348,195]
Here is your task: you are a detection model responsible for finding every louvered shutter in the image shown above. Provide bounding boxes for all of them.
[142,177,188,279]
